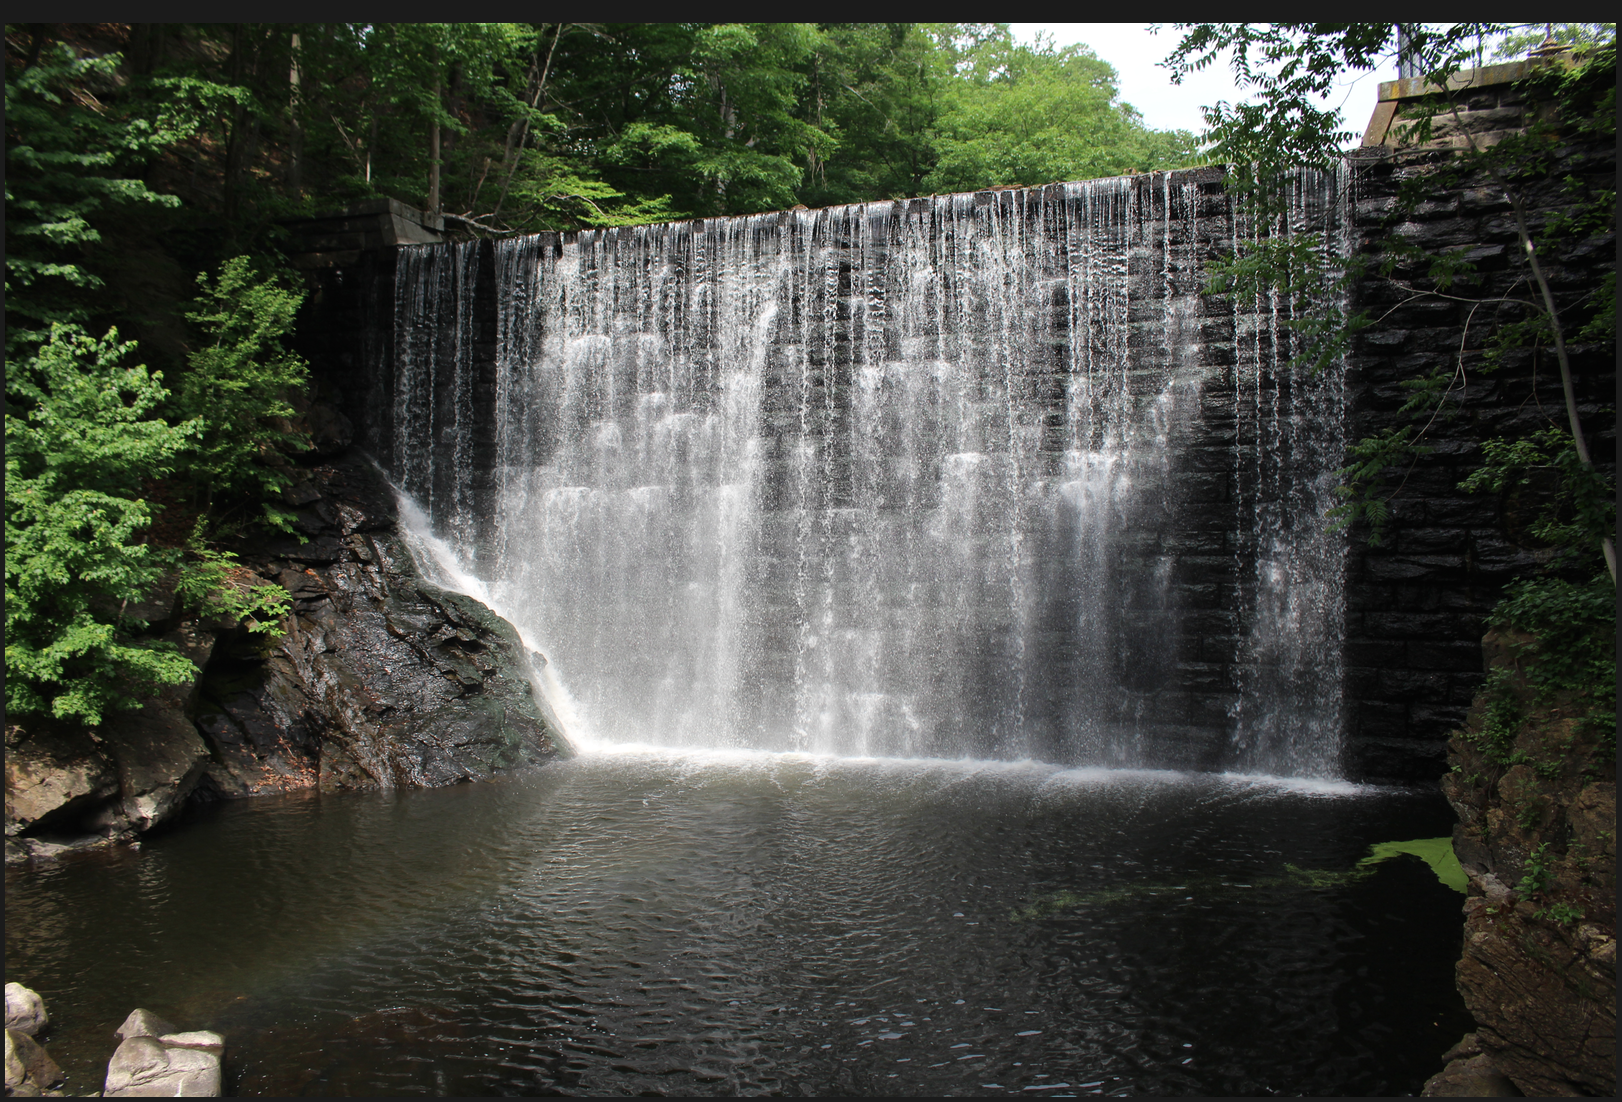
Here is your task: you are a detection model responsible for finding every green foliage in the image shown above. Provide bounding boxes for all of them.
[1492,23,1616,59]
[1013,837,1463,920]
[173,521,291,633]
[1164,24,1503,182]
[795,24,945,206]
[1472,668,1527,765]
[1357,837,1467,893]
[923,30,1195,193]
[1534,901,1585,925]
[1284,862,1371,889]
[13,22,1205,244]
[4,326,199,723]
[3,40,184,357]
[1464,572,1615,774]
[1287,835,1468,892]
[1460,428,1616,566]
[177,257,310,530]
[1488,575,1617,728]
[1517,841,1553,894]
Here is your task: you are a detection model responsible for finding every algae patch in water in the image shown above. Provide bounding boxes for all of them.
[1013,837,1466,920]
[1359,837,1467,893]
[1288,837,1466,894]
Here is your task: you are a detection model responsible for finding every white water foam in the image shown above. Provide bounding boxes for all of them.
[380,170,1353,781]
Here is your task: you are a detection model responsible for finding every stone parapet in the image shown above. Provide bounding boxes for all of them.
[1361,56,1574,151]
[282,198,443,269]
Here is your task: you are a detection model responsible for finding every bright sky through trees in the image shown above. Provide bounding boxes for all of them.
[1010,24,1575,145]
[1010,23,1385,140]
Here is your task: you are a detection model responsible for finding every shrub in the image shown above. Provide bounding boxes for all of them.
[4,325,199,722]
[177,256,310,533]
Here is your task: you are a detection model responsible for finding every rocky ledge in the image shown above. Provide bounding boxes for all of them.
[5,450,564,861]
[1424,628,1615,1097]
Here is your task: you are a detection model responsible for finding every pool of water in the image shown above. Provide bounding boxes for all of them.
[4,750,1469,1096]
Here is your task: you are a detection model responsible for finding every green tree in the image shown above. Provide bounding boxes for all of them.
[4,37,184,357]
[4,327,199,723]
[1492,22,1616,58]
[175,256,311,531]
[925,29,1195,193]
[577,23,832,218]
[794,23,947,207]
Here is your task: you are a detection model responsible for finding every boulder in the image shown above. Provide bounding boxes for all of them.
[4,721,118,839]
[8,448,565,854]
[1422,1052,1522,1096]
[192,450,563,795]
[104,1034,221,1097]
[116,1008,177,1041]
[4,983,47,1036]
[3,1030,27,1094]
[104,1015,222,1098]
[95,679,212,833]
[4,1029,64,1093]
[4,626,222,856]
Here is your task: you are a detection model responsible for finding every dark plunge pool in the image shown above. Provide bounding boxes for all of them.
[5,751,1470,1096]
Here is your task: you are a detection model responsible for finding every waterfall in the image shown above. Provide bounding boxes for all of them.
[371,169,1350,777]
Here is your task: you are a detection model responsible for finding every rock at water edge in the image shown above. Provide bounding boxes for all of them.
[104,1033,222,1097]
[5,1028,64,1093]
[1422,1035,1523,1096]
[3,983,48,1036]
[114,1007,177,1041]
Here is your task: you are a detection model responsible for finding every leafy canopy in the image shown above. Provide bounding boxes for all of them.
[926,30,1195,193]
[3,41,184,357]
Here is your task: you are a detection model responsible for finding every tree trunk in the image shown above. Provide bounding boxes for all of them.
[128,24,164,76]
[428,79,442,216]
[222,25,251,224]
[287,31,303,198]
[494,22,565,220]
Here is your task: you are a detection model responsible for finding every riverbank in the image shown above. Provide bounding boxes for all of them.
[1425,627,1616,1096]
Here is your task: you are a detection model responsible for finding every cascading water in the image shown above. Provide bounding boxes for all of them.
[1227,165,1352,779]
[373,169,1350,776]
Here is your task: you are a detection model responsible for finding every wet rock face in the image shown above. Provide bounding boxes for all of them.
[193,450,561,796]
[4,449,560,861]
[1432,628,1616,1097]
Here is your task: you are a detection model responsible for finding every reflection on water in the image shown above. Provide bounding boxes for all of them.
[4,753,1468,1096]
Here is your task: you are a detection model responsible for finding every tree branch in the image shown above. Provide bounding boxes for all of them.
[494,22,566,220]
[1448,97,1615,582]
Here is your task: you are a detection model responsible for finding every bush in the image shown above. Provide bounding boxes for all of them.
[177,256,310,532]
[4,326,199,722]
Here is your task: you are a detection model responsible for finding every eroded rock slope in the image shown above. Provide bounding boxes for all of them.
[1426,629,1615,1097]
[5,450,563,861]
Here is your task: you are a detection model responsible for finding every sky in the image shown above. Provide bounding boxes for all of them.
[1007,23,1394,142]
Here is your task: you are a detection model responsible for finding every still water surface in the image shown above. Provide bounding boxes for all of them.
[5,750,1469,1096]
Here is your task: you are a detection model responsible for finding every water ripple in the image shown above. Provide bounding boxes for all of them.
[5,755,1468,1096]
